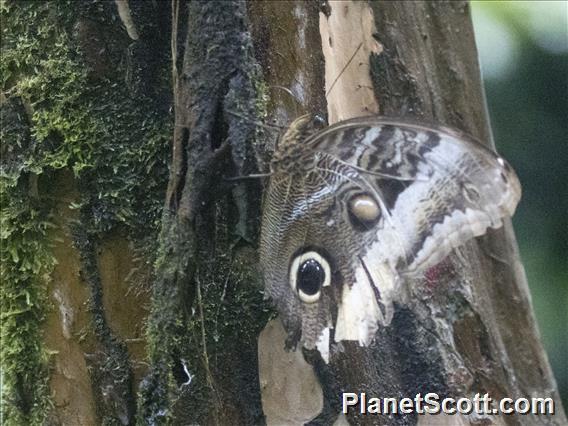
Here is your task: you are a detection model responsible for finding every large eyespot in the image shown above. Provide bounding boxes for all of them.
[347,193,381,231]
[289,251,331,303]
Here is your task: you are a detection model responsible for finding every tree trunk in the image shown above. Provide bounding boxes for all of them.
[250,1,566,425]
[1,1,564,425]
[2,1,173,424]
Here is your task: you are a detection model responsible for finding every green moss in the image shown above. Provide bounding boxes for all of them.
[1,1,171,423]
[3,1,273,423]
[2,0,170,233]
[137,214,193,423]
[140,211,272,423]
[0,186,54,424]
[136,4,274,415]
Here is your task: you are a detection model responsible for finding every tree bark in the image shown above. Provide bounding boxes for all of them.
[2,1,565,425]
[138,1,267,424]
[2,1,171,424]
[250,1,566,425]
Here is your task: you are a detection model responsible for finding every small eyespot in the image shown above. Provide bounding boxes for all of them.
[462,183,480,203]
[497,157,512,179]
[348,193,381,230]
[289,251,331,303]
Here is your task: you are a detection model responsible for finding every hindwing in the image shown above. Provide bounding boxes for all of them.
[259,116,521,360]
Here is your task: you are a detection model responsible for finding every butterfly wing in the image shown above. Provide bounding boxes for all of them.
[308,118,521,273]
[260,116,521,359]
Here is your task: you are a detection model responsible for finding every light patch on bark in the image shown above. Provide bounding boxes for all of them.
[258,319,323,425]
[115,0,140,41]
[418,412,508,425]
[333,413,350,425]
[98,236,150,383]
[319,0,382,124]
[52,288,74,340]
[43,173,97,425]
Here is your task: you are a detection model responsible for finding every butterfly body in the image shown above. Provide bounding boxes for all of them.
[260,116,521,362]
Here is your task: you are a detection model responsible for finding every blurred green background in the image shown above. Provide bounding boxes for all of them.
[471,1,567,407]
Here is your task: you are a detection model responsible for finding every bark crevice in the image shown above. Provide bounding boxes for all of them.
[139,1,268,423]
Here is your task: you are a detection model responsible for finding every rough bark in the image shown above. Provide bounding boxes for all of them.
[250,1,566,425]
[2,1,170,424]
[138,1,268,424]
[2,1,565,425]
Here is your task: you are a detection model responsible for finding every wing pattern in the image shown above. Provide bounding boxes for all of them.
[260,116,521,359]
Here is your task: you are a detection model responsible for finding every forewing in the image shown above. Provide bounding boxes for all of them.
[309,117,521,275]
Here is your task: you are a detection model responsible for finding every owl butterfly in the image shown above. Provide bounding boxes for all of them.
[259,115,521,363]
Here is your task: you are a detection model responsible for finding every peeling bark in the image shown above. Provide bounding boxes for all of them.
[251,1,565,425]
[319,0,381,122]
[4,1,564,424]
[115,0,140,41]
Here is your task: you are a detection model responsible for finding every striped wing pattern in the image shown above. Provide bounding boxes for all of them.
[260,116,521,361]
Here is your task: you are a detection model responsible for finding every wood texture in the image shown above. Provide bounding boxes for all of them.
[11,0,562,423]
[252,1,565,425]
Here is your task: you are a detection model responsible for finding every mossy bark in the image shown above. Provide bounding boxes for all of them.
[2,1,565,425]
[2,1,269,424]
[2,1,171,424]
[138,1,269,424]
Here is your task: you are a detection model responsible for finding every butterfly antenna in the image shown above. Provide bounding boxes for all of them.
[270,85,303,118]
[224,173,272,182]
[326,42,362,98]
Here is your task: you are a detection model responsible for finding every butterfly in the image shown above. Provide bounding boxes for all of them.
[259,115,521,362]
